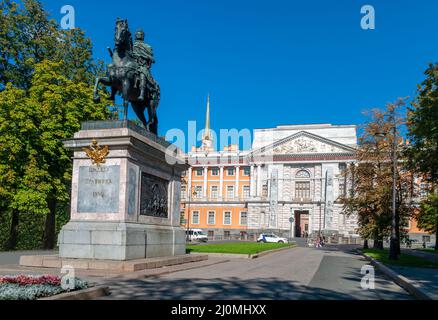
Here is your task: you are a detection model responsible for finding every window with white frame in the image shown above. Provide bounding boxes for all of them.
[207,211,216,225]
[240,212,248,225]
[243,167,250,176]
[420,183,429,199]
[181,185,187,199]
[262,184,268,197]
[210,185,219,199]
[338,179,346,198]
[191,211,200,225]
[211,167,219,176]
[194,186,203,198]
[243,185,250,198]
[227,168,235,176]
[295,181,311,199]
[226,185,235,199]
[196,168,204,176]
[223,211,232,225]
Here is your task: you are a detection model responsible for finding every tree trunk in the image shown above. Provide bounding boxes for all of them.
[5,209,19,251]
[373,234,384,250]
[43,198,56,250]
[363,239,369,249]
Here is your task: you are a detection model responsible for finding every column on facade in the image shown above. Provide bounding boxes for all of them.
[188,167,192,196]
[219,166,224,200]
[235,166,239,200]
[250,165,255,197]
[203,166,208,199]
[256,165,262,197]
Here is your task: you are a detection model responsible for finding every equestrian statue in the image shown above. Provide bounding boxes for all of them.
[93,18,160,135]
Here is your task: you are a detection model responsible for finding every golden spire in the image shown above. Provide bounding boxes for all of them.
[204,93,211,140]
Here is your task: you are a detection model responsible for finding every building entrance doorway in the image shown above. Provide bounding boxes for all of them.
[295,210,310,238]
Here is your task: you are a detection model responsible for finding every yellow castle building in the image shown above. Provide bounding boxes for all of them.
[181,96,360,241]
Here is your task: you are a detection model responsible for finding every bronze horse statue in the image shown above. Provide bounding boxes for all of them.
[93,19,160,134]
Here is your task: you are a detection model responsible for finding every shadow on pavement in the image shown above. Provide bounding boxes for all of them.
[101,277,358,300]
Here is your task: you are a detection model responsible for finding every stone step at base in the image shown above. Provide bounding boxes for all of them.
[19,254,207,272]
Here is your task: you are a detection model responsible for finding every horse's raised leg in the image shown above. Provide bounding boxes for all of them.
[109,86,116,101]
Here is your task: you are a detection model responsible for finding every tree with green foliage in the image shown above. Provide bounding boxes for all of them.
[342,101,416,253]
[417,192,438,243]
[0,0,112,250]
[407,62,438,251]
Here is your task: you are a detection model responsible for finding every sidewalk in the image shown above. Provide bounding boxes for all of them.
[389,265,438,300]
[361,250,438,300]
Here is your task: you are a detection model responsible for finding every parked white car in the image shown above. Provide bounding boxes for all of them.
[257,233,288,243]
[186,229,208,242]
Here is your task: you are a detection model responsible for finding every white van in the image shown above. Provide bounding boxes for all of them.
[186,229,208,242]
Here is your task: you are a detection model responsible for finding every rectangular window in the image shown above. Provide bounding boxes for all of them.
[208,230,214,238]
[227,168,235,176]
[223,211,232,225]
[210,185,219,199]
[295,181,311,199]
[243,185,250,198]
[211,168,219,176]
[181,185,187,199]
[224,231,231,239]
[338,180,346,197]
[262,184,268,197]
[422,235,431,243]
[240,212,248,225]
[420,183,429,199]
[207,211,216,225]
[339,163,347,173]
[196,168,204,176]
[243,167,250,176]
[194,186,203,198]
[227,185,235,199]
[191,211,199,225]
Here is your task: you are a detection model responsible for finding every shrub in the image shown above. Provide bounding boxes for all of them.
[0,275,88,300]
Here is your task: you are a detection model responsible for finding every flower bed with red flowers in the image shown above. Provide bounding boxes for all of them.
[0,274,88,300]
[0,275,61,286]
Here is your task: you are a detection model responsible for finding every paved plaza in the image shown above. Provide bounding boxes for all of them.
[93,245,412,300]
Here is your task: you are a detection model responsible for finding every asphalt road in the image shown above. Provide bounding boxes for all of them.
[98,245,412,300]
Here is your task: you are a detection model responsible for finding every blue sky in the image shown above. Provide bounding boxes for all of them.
[40,0,437,150]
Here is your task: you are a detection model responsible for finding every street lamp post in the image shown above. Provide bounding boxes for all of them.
[389,108,399,260]
[182,176,197,242]
[375,106,399,260]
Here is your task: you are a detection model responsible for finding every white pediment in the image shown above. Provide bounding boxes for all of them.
[252,131,355,156]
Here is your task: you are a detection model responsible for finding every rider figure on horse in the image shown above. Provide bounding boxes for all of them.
[133,29,156,101]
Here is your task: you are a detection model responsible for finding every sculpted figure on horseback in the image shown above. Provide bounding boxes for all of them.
[93,18,160,135]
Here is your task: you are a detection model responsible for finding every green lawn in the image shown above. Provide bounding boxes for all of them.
[363,249,438,269]
[186,242,295,255]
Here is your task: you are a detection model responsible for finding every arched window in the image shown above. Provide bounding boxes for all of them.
[296,170,310,179]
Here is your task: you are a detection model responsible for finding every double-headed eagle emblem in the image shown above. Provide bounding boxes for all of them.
[83,139,109,165]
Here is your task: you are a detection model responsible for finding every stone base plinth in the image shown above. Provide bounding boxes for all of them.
[20,254,207,272]
[58,221,186,261]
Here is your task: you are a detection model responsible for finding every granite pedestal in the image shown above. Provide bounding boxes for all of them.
[57,120,188,261]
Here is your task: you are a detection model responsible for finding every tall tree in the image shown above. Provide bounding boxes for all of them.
[342,101,416,253]
[0,0,111,250]
[407,62,438,251]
